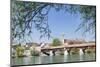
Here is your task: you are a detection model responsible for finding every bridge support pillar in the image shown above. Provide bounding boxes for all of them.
[64,48,68,55]
[79,48,84,55]
[67,49,71,55]
[79,48,86,55]
[50,50,55,56]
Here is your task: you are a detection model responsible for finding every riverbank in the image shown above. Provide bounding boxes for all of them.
[12,47,95,58]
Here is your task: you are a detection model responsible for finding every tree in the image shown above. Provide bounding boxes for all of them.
[11,0,96,43]
[52,38,62,46]
[16,45,25,57]
[11,0,51,43]
[75,6,96,37]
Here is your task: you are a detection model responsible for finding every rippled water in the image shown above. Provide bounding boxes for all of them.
[12,53,96,66]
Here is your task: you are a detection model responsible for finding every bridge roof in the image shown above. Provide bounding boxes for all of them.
[41,43,95,50]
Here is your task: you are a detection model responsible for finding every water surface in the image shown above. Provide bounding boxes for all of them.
[12,53,96,66]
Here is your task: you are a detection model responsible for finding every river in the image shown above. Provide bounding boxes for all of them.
[12,53,96,66]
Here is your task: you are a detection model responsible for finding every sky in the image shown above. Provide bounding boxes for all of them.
[27,7,95,44]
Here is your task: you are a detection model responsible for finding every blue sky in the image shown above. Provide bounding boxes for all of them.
[27,7,95,44]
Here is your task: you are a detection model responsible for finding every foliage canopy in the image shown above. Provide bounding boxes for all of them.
[52,38,62,46]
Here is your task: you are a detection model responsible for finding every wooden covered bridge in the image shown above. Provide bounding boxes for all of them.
[40,43,96,56]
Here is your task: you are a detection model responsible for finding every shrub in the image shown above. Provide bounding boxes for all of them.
[31,50,40,56]
[30,46,40,56]
[16,46,25,57]
[71,48,79,54]
[52,38,62,46]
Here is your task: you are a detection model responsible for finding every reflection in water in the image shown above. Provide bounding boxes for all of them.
[64,55,68,62]
[80,54,84,61]
[35,56,41,64]
[23,57,30,65]
[79,49,84,61]
[49,55,53,63]
[64,50,68,62]
[12,53,95,66]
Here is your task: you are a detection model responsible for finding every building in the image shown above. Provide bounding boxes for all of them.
[63,39,86,45]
